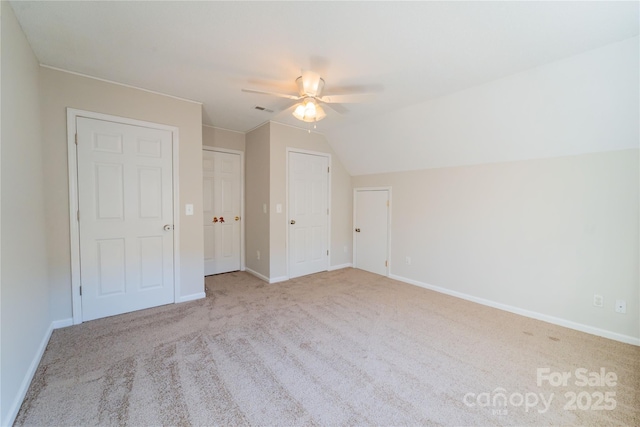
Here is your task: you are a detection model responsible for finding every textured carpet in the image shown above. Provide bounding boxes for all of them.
[15,268,640,426]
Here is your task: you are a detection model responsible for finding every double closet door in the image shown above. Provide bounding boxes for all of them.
[203,149,241,276]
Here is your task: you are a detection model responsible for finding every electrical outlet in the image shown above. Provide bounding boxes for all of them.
[593,294,603,308]
[262,203,267,214]
[256,250,261,260]
[405,256,411,265]
[615,299,626,314]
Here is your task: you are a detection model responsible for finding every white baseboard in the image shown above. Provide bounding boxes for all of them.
[269,276,288,284]
[52,318,73,329]
[3,320,56,427]
[177,292,206,303]
[329,263,352,271]
[389,274,640,347]
[245,268,269,283]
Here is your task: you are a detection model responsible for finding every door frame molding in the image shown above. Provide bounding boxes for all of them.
[67,108,181,324]
[285,148,332,280]
[202,146,246,272]
[353,187,392,276]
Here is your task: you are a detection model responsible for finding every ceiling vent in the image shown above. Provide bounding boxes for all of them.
[253,105,274,113]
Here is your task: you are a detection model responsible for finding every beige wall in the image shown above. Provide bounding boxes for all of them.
[1,3,51,424]
[353,149,639,341]
[244,121,353,281]
[40,67,204,320]
[269,122,353,279]
[202,125,245,152]
[245,123,271,277]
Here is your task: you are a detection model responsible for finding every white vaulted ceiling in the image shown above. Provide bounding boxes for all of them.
[11,1,639,174]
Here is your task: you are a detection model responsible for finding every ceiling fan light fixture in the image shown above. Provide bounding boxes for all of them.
[292,98,326,123]
[314,104,326,121]
[293,104,306,119]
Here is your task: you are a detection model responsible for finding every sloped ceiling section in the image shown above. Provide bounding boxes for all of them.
[11,1,639,174]
[326,36,640,176]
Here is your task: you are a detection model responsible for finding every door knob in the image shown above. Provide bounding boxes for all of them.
[355,228,361,232]
[212,217,218,223]
[235,216,240,221]
[164,224,173,231]
[290,220,296,225]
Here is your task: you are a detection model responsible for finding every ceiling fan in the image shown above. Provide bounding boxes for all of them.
[242,70,374,123]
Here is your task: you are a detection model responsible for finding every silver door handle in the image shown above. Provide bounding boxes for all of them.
[163,224,173,231]
[290,220,296,225]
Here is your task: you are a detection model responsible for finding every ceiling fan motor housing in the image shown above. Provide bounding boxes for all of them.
[296,74,325,98]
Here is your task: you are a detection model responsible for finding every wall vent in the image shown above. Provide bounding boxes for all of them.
[254,105,274,113]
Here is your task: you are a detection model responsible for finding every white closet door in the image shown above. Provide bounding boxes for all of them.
[355,189,389,276]
[288,152,329,278]
[77,117,174,321]
[203,150,241,275]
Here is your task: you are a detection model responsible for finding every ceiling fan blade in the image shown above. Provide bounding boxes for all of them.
[241,88,300,100]
[319,101,349,115]
[319,93,376,104]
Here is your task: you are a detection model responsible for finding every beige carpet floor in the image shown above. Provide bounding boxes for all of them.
[15,268,640,426]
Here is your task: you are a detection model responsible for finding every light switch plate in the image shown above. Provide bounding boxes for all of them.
[276,204,282,213]
[185,204,194,216]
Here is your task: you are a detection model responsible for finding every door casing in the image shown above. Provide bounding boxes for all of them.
[67,108,181,324]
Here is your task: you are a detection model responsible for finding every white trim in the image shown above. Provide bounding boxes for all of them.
[177,292,206,303]
[52,318,73,329]
[172,129,182,307]
[353,187,392,277]
[244,270,288,285]
[390,274,640,347]
[66,108,181,324]
[270,120,324,135]
[245,120,325,137]
[2,322,54,427]
[329,263,352,271]
[67,111,82,324]
[202,123,245,134]
[42,65,202,105]
[245,267,270,283]
[285,148,332,279]
[202,147,246,271]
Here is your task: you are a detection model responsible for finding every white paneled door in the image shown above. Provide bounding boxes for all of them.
[203,150,241,275]
[77,117,174,321]
[288,152,329,278]
[354,189,389,276]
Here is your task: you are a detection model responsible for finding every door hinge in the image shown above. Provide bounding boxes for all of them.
[77,210,80,221]
[385,260,388,267]
[327,208,329,215]
[327,166,330,173]
[79,286,82,296]
[386,200,389,207]
[75,133,78,145]
[327,250,329,256]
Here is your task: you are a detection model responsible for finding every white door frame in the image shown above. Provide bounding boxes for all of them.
[353,187,392,276]
[67,108,181,325]
[285,148,332,280]
[202,146,246,272]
